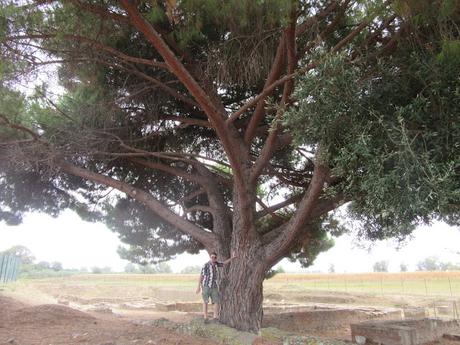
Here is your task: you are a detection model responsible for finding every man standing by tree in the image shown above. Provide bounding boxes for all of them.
[196,252,237,322]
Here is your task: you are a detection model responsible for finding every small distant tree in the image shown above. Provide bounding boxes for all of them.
[180,265,202,274]
[400,263,408,272]
[51,262,63,271]
[91,266,103,274]
[91,266,112,274]
[102,266,112,273]
[124,263,138,273]
[328,264,335,273]
[265,266,285,280]
[417,257,460,271]
[417,256,441,271]
[36,261,51,270]
[439,262,460,271]
[137,262,172,273]
[373,260,389,272]
[154,262,172,274]
[2,245,35,265]
[138,264,156,274]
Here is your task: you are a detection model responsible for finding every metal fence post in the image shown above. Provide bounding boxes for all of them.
[0,254,21,283]
[0,254,6,283]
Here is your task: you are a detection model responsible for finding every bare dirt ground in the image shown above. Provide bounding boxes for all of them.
[0,295,220,345]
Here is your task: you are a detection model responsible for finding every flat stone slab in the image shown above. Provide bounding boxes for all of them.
[351,318,460,345]
[444,333,460,341]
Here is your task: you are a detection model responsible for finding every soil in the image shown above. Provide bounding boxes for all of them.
[0,295,219,345]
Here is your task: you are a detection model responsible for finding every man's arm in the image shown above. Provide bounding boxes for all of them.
[196,273,203,294]
[222,252,237,265]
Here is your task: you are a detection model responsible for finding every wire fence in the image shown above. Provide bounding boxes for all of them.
[0,253,21,284]
[266,272,460,320]
[269,272,460,298]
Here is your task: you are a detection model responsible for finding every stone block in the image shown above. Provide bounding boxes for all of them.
[351,318,460,345]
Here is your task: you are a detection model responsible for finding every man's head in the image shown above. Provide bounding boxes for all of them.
[210,252,218,262]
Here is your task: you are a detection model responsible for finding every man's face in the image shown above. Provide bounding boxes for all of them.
[210,254,217,263]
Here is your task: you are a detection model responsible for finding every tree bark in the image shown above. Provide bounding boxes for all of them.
[215,176,267,333]
[218,243,267,333]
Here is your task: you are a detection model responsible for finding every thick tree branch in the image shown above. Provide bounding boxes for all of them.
[283,11,297,102]
[0,114,44,143]
[250,17,297,184]
[262,192,345,249]
[57,159,217,249]
[243,33,286,144]
[249,107,284,184]
[128,157,209,186]
[118,1,259,239]
[96,142,231,174]
[0,115,217,248]
[256,194,303,219]
[227,76,290,124]
[159,114,211,128]
[192,161,233,241]
[249,9,383,185]
[126,148,231,239]
[243,6,298,146]
[265,163,329,264]
[227,60,316,124]
[256,197,286,222]
[185,205,215,214]
[119,1,247,176]
[111,63,200,108]
[178,188,206,205]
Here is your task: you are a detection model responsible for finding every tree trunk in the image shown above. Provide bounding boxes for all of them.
[218,245,267,333]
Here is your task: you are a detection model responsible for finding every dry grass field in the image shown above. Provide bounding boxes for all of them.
[4,271,460,309]
[8,271,460,295]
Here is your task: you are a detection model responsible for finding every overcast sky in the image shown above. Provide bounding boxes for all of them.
[0,210,459,273]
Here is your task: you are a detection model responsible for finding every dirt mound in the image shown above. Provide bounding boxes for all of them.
[9,304,96,325]
[0,295,25,313]
[0,294,218,345]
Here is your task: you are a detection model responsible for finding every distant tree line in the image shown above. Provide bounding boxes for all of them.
[124,262,172,274]
[0,245,86,278]
[0,245,122,277]
[373,260,389,272]
[372,257,460,272]
[416,256,460,272]
[179,265,202,274]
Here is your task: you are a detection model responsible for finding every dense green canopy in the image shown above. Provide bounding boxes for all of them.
[1,0,458,261]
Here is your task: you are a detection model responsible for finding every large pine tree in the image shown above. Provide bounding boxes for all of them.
[1,0,458,331]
